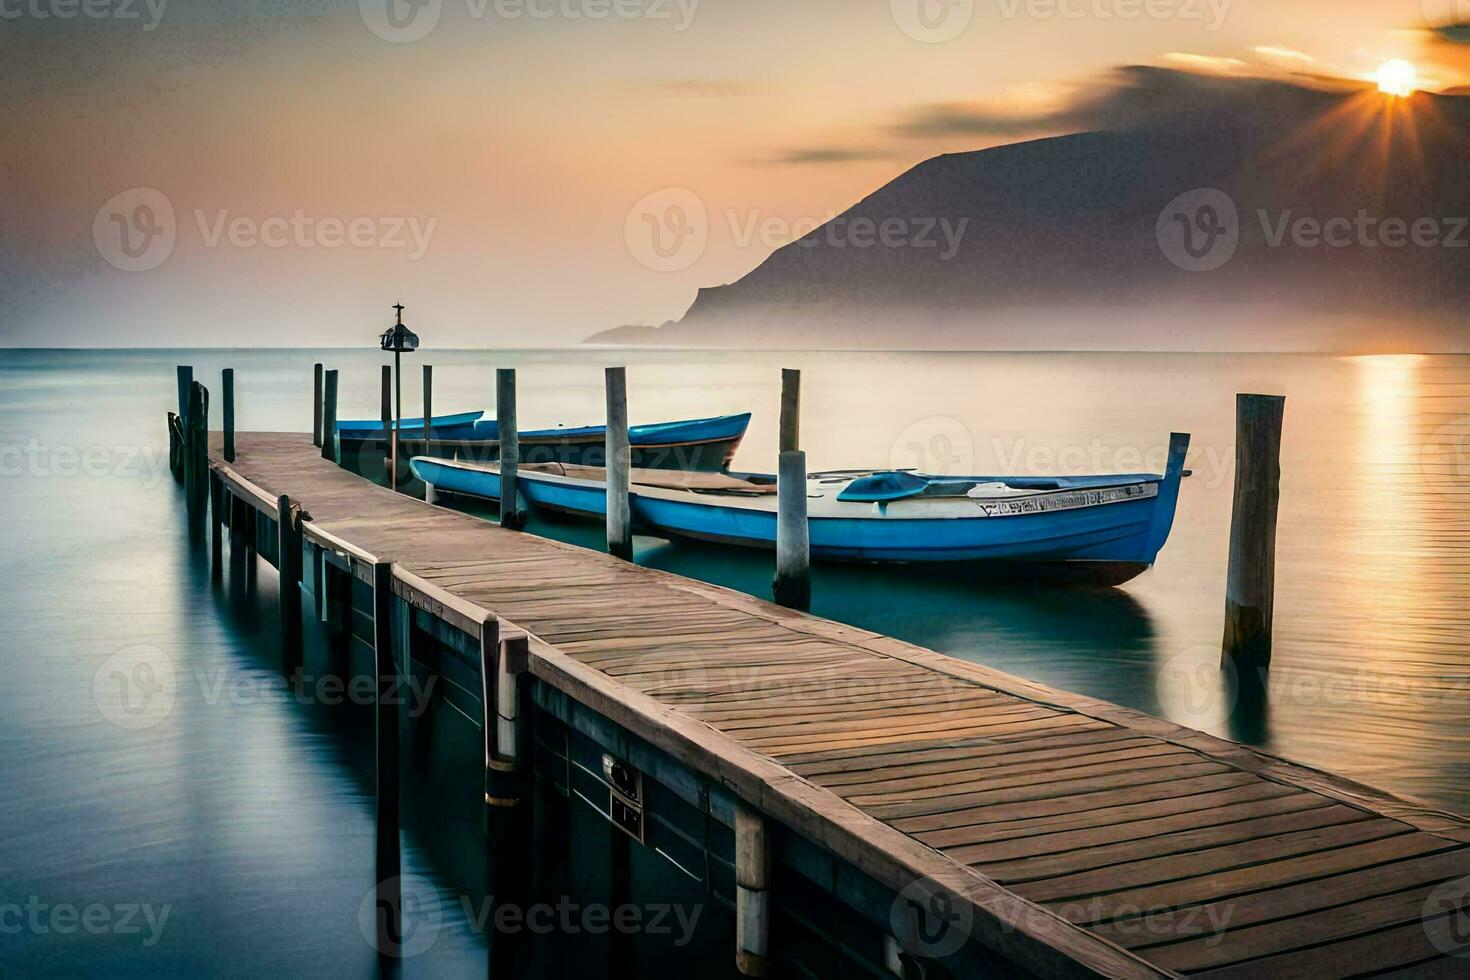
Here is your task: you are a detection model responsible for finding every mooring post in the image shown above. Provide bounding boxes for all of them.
[371,560,402,957]
[380,364,393,487]
[312,362,324,447]
[276,495,303,662]
[422,364,433,447]
[604,366,632,560]
[321,369,339,463]
[210,471,224,583]
[780,368,801,454]
[221,367,235,463]
[186,381,209,535]
[1222,393,1285,670]
[176,365,192,424]
[774,450,811,610]
[497,368,520,529]
[735,805,771,977]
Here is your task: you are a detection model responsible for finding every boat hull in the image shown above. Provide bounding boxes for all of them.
[410,433,1189,580]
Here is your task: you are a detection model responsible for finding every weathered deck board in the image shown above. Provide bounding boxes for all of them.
[210,433,1470,977]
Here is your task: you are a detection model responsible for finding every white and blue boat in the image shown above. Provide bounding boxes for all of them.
[339,411,751,473]
[410,432,1190,585]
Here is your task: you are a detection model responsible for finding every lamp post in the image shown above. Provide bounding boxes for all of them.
[379,303,420,492]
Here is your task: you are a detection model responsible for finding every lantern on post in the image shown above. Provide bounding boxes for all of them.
[379,303,420,491]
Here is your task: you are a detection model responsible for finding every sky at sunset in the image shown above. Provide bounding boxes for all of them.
[2,0,1467,347]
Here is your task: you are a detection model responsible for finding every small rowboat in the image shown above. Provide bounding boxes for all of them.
[338,412,751,473]
[409,432,1190,585]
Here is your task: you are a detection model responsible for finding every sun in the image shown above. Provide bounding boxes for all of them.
[1375,59,1418,97]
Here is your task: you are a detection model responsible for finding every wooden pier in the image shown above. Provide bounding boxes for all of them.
[200,429,1470,978]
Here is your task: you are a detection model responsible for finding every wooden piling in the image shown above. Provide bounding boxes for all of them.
[185,382,209,534]
[735,805,771,977]
[1222,393,1285,670]
[780,368,801,454]
[774,450,810,610]
[210,471,224,583]
[221,368,235,463]
[497,368,520,530]
[604,366,632,560]
[478,615,502,804]
[276,494,303,661]
[321,370,338,463]
[380,364,393,488]
[175,365,192,424]
[372,560,402,956]
[422,364,433,446]
[312,363,324,447]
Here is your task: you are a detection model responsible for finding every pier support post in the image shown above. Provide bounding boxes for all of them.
[312,363,324,447]
[185,382,209,536]
[485,631,531,807]
[210,472,224,583]
[321,370,338,463]
[497,368,521,529]
[1222,393,1285,671]
[422,363,432,447]
[221,368,235,463]
[371,561,402,958]
[605,366,632,560]
[276,495,303,662]
[774,450,810,611]
[735,805,771,977]
[423,482,437,505]
[381,365,394,489]
[175,365,192,425]
[780,368,800,454]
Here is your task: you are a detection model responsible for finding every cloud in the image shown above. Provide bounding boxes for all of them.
[756,146,893,165]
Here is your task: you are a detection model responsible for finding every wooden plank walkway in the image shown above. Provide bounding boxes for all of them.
[212,432,1470,978]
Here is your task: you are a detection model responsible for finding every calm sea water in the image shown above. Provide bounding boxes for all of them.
[2,347,1468,975]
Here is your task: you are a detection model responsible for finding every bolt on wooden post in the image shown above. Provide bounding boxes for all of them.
[1222,393,1285,670]
[605,366,632,560]
[497,368,521,529]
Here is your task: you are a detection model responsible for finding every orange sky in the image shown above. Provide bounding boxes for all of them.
[2,0,1464,346]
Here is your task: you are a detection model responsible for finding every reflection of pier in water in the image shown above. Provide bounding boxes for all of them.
[192,428,1470,977]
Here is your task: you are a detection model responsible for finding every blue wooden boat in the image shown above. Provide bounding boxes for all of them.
[340,412,751,473]
[409,432,1190,584]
